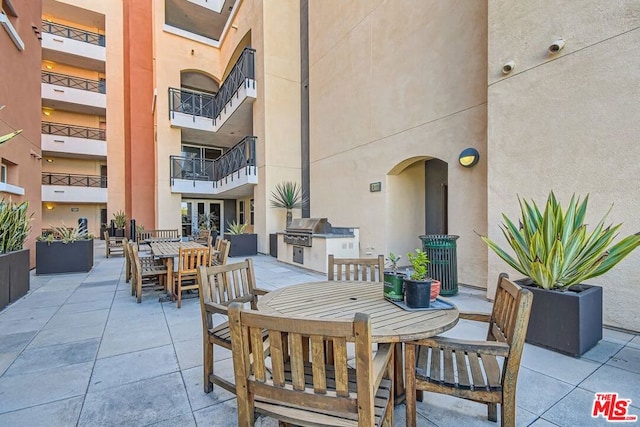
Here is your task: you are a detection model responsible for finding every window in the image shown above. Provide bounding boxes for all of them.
[239,200,245,224]
[0,163,6,183]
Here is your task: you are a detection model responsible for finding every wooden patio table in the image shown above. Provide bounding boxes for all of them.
[257,280,459,402]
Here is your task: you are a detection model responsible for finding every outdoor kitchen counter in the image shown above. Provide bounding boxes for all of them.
[276,228,360,274]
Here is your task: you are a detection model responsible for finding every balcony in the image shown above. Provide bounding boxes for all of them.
[42,71,106,115]
[42,172,107,203]
[42,122,107,159]
[41,20,106,72]
[170,136,257,197]
[169,47,256,134]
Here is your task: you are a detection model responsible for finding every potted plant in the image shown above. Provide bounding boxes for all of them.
[270,181,308,229]
[113,210,127,237]
[0,197,31,310]
[36,224,94,274]
[403,249,441,308]
[479,191,640,356]
[226,220,257,257]
[383,253,406,301]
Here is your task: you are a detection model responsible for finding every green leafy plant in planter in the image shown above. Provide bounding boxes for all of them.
[478,191,640,290]
[36,223,93,244]
[478,191,640,356]
[227,220,248,235]
[403,249,438,308]
[270,181,308,228]
[0,197,32,254]
[0,197,32,309]
[383,252,406,302]
[112,210,127,237]
[226,220,257,257]
[36,223,94,275]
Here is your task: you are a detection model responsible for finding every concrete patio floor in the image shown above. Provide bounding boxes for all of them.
[0,240,638,426]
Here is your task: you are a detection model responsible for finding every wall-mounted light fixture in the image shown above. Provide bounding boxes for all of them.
[42,108,52,116]
[502,60,516,74]
[459,148,480,168]
[45,63,54,70]
[548,38,565,54]
[46,204,55,210]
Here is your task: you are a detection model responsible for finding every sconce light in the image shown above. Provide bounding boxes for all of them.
[46,158,54,163]
[45,63,54,70]
[502,60,516,74]
[42,108,52,116]
[548,38,565,54]
[46,204,54,210]
[459,148,480,168]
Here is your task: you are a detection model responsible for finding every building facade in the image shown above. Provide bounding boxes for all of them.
[6,0,640,331]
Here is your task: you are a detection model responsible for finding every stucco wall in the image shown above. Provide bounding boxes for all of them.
[308,0,488,287]
[487,1,640,331]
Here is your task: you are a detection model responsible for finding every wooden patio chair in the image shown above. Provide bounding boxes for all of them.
[196,259,269,394]
[404,273,533,427]
[130,243,168,303]
[228,302,395,426]
[212,238,230,266]
[328,254,385,282]
[123,238,131,284]
[104,230,125,258]
[173,245,211,308]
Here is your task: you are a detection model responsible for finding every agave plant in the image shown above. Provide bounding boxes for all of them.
[226,220,248,235]
[0,129,22,145]
[479,191,640,290]
[0,198,32,254]
[270,181,308,227]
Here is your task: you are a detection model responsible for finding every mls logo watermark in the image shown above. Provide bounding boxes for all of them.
[592,393,638,422]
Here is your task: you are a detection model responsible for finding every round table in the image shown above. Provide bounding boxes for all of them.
[258,280,460,402]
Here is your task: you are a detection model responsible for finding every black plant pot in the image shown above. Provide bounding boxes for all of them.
[227,234,258,257]
[115,229,125,238]
[0,249,30,310]
[36,240,94,274]
[403,277,432,308]
[515,278,603,357]
[269,233,278,257]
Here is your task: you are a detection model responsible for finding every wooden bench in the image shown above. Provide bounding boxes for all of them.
[136,229,180,249]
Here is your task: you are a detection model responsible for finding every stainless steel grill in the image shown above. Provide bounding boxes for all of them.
[283,218,333,247]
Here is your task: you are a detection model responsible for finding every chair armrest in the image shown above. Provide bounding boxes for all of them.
[459,311,491,322]
[409,336,510,357]
[205,301,228,316]
[371,343,394,390]
[252,288,270,296]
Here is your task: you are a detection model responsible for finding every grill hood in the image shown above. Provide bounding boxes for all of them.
[285,218,333,234]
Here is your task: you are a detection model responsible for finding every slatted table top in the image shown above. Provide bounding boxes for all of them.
[258,281,459,343]
[150,241,206,258]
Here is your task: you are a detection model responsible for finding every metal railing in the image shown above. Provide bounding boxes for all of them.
[41,20,105,47]
[42,71,106,94]
[42,172,107,188]
[42,122,106,140]
[169,47,255,122]
[170,136,257,184]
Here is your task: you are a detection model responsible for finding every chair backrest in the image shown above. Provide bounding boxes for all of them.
[197,259,258,330]
[490,274,533,388]
[214,239,230,265]
[327,254,385,282]
[122,237,131,280]
[176,246,211,276]
[130,243,142,286]
[228,303,378,425]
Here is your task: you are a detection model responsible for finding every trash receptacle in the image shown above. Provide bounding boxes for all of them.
[419,234,459,296]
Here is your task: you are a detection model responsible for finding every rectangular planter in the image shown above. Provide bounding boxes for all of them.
[516,278,602,357]
[227,233,258,257]
[36,240,94,275]
[0,249,30,310]
[269,233,278,257]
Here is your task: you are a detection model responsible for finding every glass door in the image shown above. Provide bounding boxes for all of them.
[182,199,223,238]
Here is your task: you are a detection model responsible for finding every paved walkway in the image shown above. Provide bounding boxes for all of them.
[0,241,638,426]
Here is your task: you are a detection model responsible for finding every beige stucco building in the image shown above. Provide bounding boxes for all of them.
[4,0,639,331]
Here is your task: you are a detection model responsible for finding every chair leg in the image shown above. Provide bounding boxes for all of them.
[500,395,516,426]
[488,402,498,422]
[177,277,182,309]
[136,277,142,304]
[204,338,213,393]
[405,343,417,427]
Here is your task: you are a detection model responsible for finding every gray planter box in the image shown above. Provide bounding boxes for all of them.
[227,234,258,257]
[515,278,602,357]
[36,240,94,275]
[0,249,30,310]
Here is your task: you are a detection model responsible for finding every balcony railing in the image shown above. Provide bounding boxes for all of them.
[169,47,255,121]
[170,136,256,183]
[42,173,107,188]
[41,20,105,46]
[42,122,106,140]
[42,71,106,94]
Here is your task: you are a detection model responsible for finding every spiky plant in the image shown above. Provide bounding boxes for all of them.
[0,198,32,254]
[479,192,640,290]
[386,252,402,274]
[270,181,308,227]
[0,130,22,145]
[226,220,248,235]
